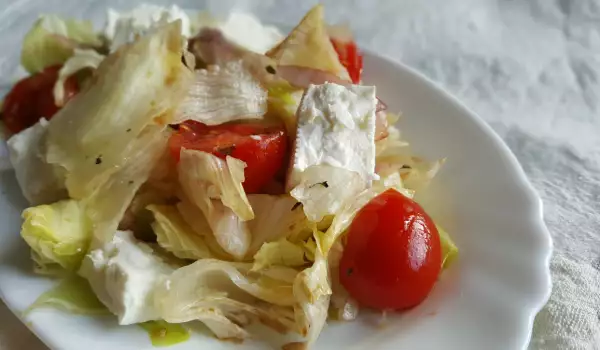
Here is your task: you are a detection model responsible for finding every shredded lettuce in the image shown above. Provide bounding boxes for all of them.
[25,275,108,316]
[178,150,253,259]
[20,199,90,272]
[21,15,102,73]
[247,194,312,254]
[252,239,307,271]
[288,249,331,348]
[46,21,193,202]
[437,225,459,269]
[174,61,267,125]
[147,204,216,260]
[154,259,297,340]
[290,165,367,222]
[176,198,231,259]
[82,126,169,242]
[53,48,105,106]
[375,125,445,192]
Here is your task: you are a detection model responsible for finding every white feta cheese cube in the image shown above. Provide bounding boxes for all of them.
[287,83,378,190]
[7,119,66,205]
[79,231,174,325]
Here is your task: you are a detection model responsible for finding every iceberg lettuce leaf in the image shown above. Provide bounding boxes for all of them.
[20,199,90,272]
[21,15,102,73]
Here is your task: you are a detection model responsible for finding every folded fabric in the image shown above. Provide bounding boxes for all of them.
[530,254,600,350]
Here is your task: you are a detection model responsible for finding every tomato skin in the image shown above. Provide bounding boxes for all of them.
[168,120,287,194]
[2,65,78,134]
[330,38,363,84]
[339,189,442,310]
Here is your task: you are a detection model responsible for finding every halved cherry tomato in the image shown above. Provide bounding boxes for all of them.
[330,38,363,84]
[2,65,79,134]
[168,120,288,193]
[339,189,441,310]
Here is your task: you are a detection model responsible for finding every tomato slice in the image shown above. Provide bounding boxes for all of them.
[2,65,79,134]
[168,120,288,194]
[339,189,442,310]
[330,38,363,84]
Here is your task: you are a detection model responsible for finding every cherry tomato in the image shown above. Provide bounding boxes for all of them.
[330,38,363,84]
[168,120,288,194]
[2,65,79,134]
[339,189,442,310]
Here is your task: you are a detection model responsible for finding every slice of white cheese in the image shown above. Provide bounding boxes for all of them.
[287,83,378,191]
[79,231,174,325]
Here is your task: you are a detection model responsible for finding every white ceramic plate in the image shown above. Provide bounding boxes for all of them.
[0,52,552,350]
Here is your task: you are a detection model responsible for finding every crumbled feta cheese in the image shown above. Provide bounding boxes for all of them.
[287,83,378,190]
[79,231,174,325]
[105,4,191,51]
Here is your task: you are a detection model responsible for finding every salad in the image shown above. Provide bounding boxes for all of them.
[3,4,458,349]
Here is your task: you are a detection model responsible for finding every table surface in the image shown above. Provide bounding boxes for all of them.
[0,1,598,349]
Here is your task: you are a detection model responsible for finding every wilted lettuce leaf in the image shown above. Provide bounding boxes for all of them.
[154,259,297,340]
[178,150,253,259]
[20,199,90,272]
[46,21,193,202]
[252,239,307,271]
[25,275,108,316]
[290,165,366,222]
[21,15,102,73]
[53,48,105,106]
[437,225,459,270]
[174,61,267,125]
[246,194,312,254]
[147,204,216,260]
[82,126,169,242]
[288,250,331,348]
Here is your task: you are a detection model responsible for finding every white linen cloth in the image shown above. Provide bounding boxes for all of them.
[0,0,598,349]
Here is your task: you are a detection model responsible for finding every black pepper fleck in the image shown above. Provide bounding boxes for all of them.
[128,180,134,185]
[218,145,236,156]
[95,155,102,165]
[126,128,132,132]
[309,181,329,189]
[265,65,276,74]
[401,165,412,169]
[291,202,302,211]
[347,268,353,276]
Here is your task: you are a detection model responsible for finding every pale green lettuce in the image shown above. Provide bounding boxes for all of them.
[252,239,307,271]
[147,204,216,260]
[20,199,90,272]
[21,15,102,73]
[25,275,108,316]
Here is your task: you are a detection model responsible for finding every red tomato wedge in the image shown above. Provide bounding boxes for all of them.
[168,120,288,194]
[329,25,363,84]
[339,189,442,310]
[2,65,79,134]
